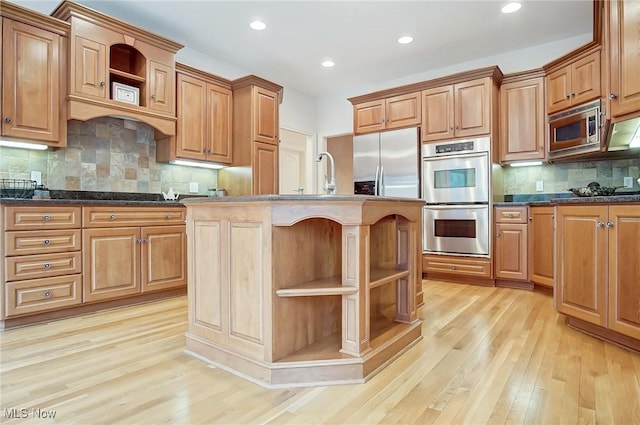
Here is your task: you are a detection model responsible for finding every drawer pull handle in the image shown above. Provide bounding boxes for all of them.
[43,215,51,221]
[43,239,51,245]
[44,291,52,298]
[110,214,116,220]
[44,263,51,269]
[136,238,143,243]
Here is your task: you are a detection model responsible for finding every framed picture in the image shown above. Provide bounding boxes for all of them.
[112,82,139,106]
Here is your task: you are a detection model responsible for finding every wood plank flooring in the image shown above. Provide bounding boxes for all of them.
[1,280,639,424]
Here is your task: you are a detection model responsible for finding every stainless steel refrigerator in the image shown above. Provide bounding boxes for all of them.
[353,127,420,198]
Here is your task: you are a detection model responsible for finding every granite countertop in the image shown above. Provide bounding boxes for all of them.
[181,194,426,204]
[494,192,640,206]
[0,190,193,206]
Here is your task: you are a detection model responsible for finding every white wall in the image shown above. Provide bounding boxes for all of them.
[315,33,593,138]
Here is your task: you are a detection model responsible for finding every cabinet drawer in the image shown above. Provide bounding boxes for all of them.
[5,229,81,256]
[83,207,186,227]
[423,255,492,278]
[5,274,82,318]
[5,251,82,282]
[3,206,82,230]
[495,206,528,223]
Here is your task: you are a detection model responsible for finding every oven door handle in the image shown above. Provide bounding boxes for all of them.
[422,151,487,162]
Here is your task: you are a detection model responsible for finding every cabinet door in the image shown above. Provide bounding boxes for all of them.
[547,66,572,114]
[421,85,454,142]
[73,35,107,99]
[555,206,607,326]
[495,223,528,281]
[253,86,279,145]
[2,19,61,143]
[141,225,186,292]
[176,73,207,160]
[499,77,545,163]
[354,99,385,134]
[609,0,640,118]
[454,78,491,138]
[528,206,555,288]
[607,205,640,339]
[83,227,141,302]
[571,51,601,106]
[148,61,174,114]
[206,83,233,163]
[252,141,278,195]
[385,93,421,130]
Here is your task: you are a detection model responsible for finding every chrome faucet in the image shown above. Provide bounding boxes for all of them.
[316,151,337,195]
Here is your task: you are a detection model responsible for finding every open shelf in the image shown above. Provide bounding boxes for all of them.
[275,332,352,362]
[369,267,410,289]
[109,68,146,83]
[276,275,357,297]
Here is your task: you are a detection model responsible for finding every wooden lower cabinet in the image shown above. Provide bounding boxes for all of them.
[556,204,640,343]
[494,206,528,282]
[529,206,555,288]
[423,255,492,279]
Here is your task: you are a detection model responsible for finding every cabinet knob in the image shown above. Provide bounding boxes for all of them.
[43,215,51,221]
[571,92,575,97]
[496,232,500,237]
[44,291,52,298]
[44,263,51,269]
[609,93,617,99]
[451,265,456,270]
[449,126,454,130]
[143,237,149,243]
[4,117,11,123]
[538,146,543,151]
[151,94,157,100]
[455,126,459,130]
[166,214,171,219]
[43,239,51,245]
[596,220,605,228]
[565,94,571,99]
[100,81,105,87]
[528,217,533,221]
[606,221,614,228]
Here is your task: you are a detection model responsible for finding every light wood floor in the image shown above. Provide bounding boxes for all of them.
[1,280,639,425]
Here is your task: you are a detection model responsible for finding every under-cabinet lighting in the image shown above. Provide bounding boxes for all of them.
[501,2,522,13]
[630,125,640,148]
[509,161,543,167]
[169,160,225,170]
[0,138,48,150]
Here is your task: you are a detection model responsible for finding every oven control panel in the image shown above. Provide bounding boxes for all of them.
[435,141,475,154]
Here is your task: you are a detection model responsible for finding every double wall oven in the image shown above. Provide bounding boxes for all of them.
[421,137,491,257]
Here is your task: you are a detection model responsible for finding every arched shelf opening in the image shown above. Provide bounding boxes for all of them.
[109,44,147,107]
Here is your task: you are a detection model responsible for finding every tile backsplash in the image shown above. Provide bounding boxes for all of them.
[503,158,640,194]
[0,117,216,195]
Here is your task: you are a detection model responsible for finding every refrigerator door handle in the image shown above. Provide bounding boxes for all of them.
[374,166,380,196]
[380,166,385,196]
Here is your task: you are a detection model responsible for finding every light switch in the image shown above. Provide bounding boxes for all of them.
[189,182,199,193]
[536,181,544,192]
[30,171,42,185]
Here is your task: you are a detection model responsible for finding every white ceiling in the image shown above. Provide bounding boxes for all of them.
[14,0,593,98]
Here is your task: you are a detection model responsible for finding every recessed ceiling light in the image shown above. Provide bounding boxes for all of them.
[397,36,414,44]
[321,60,335,68]
[249,20,266,31]
[501,2,521,13]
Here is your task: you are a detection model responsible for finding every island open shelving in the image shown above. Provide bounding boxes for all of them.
[182,194,424,388]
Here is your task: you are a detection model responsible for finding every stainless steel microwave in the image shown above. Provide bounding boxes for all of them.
[548,100,601,159]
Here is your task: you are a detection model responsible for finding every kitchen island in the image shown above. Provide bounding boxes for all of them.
[182,195,424,388]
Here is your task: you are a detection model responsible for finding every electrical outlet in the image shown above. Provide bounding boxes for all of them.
[536,180,544,192]
[189,182,199,193]
[623,176,633,188]
[30,171,42,185]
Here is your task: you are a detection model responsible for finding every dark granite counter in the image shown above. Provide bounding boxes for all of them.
[494,192,640,206]
[181,194,426,204]
[0,190,197,207]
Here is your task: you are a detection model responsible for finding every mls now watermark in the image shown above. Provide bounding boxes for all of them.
[4,408,57,419]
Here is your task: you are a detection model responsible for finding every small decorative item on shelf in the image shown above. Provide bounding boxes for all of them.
[112,82,139,105]
[162,187,180,201]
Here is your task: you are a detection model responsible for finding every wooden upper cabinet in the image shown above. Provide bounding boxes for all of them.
[52,0,183,136]
[422,78,491,142]
[608,0,640,119]
[546,50,601,114]
[165,64,232,164]
[499,75,545,163]
[353,92,421,135]
[252,141,278,195]
[1,16,67,145]
[253,86,279,145]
